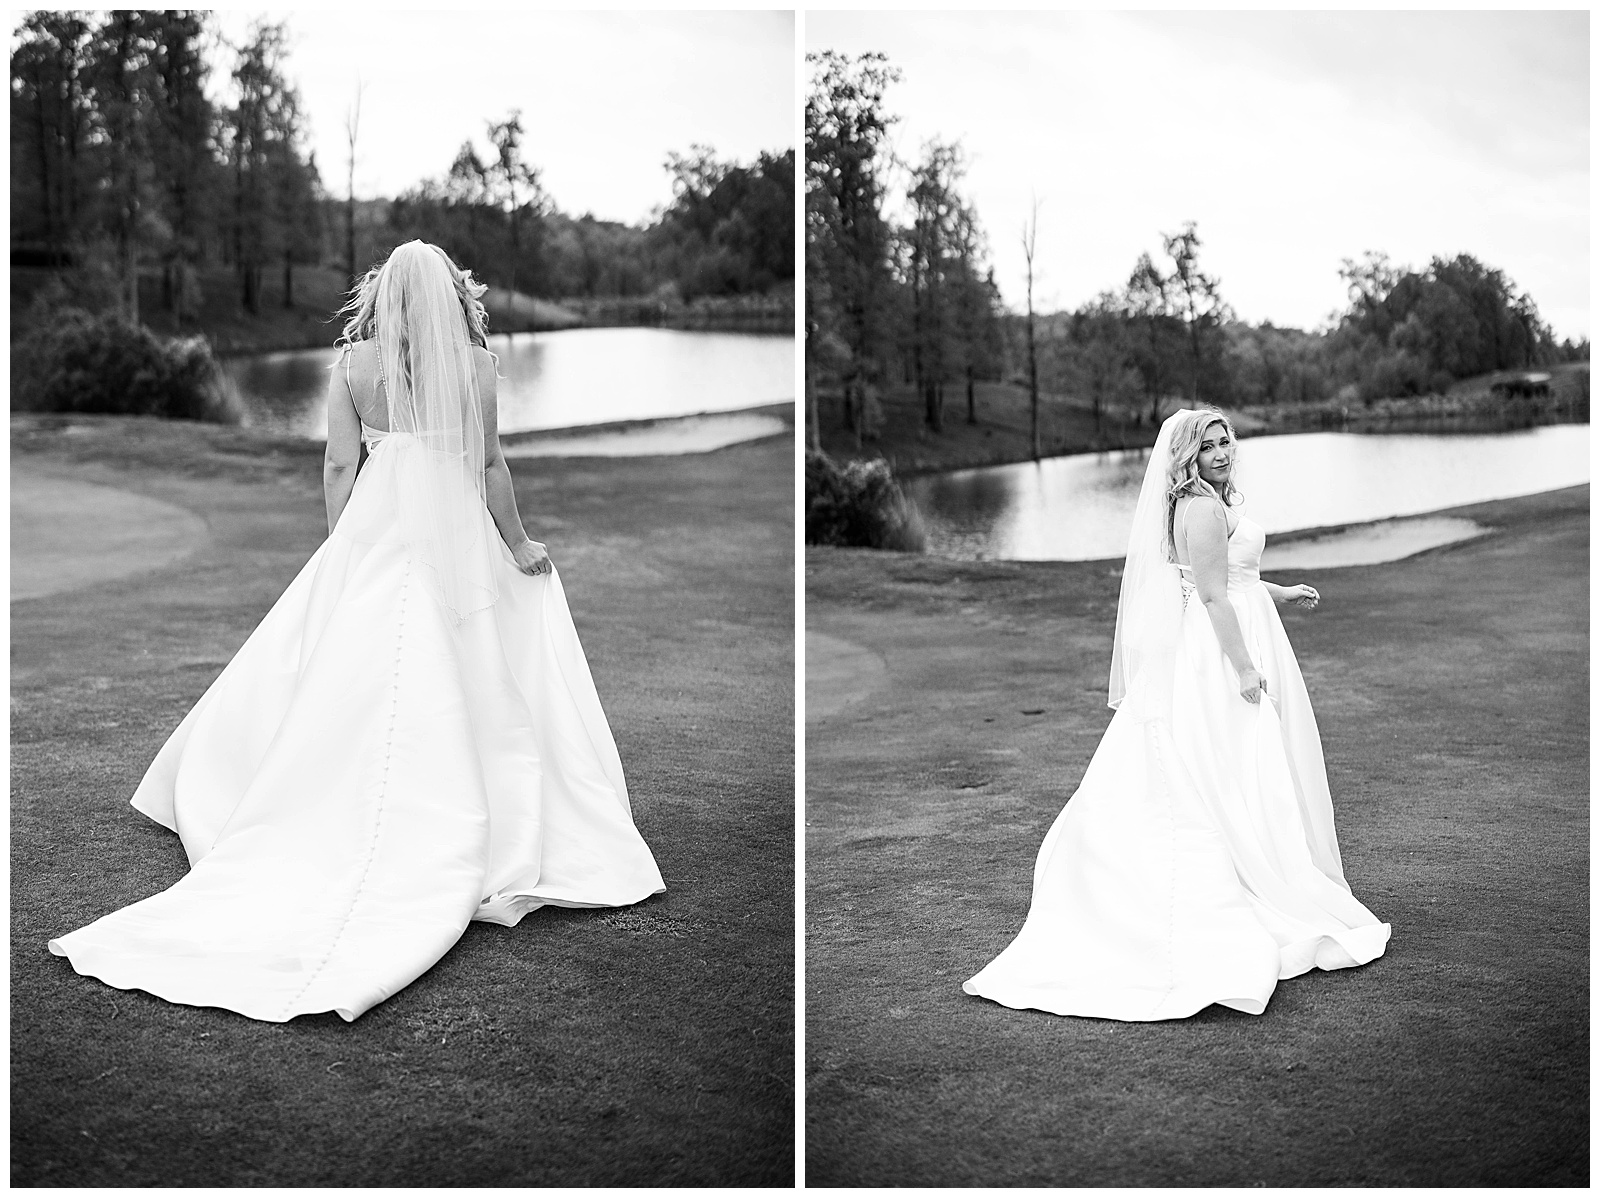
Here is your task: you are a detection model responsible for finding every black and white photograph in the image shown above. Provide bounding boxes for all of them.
[805,10,1586,1186]
[12,9,794,1186]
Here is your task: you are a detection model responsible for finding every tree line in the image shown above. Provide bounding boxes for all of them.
[11,12,319,323]
[11,10,794,336]
[389,134,793,303]
[1045,241,1585,427]
[806,50,1005,448]
[805,50,1586,453]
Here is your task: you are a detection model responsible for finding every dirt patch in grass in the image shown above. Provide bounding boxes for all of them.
[805,485,1587,1186]
[11,413,794,1186]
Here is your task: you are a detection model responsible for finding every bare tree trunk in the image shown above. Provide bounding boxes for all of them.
[506,186,521,325]
[33,82,55,259]
[912,270,930,431]
[921,340,934,428]
[806,374,821,455]
[247,264,262,315]
[1190,325,1201,404]
[112,15,139,323]
[234,148,247,313]
[123,237,139,323]
[805,328,822,454]
[344,80,361,286]
[1147,318,1162,425]
[966,365,976,424]
[1022,197,1041,460]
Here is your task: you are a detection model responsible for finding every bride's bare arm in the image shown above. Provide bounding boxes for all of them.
[476,350,552,576]
[324,356,362,534]
[1185,498,1265,703]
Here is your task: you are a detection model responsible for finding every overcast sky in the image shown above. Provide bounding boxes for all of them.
[211,9,794,225]
[807,10,1589,341]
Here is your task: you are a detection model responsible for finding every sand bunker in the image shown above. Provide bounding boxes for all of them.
[1261,515,1487,571]
[502,411,788,459]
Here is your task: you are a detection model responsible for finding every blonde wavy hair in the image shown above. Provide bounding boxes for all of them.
[1164,407,1241,559]
[335,241,490,350]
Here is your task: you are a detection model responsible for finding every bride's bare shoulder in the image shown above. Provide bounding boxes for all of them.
[469,343,499,386]
[1177,494,1230,545]
[1176,493,1225,524]
[336,338,372,379]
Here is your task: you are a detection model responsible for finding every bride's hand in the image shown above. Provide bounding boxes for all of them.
[512,539,552,576]
[1239,666,1266,704]
[1286,584,1320,610]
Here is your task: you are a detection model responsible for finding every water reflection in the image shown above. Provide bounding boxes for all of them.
[905,424,1590,562]
[219,327,795,439]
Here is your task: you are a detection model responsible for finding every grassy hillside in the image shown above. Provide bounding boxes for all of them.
[813,379,1152,475]
[814,362,1589,476]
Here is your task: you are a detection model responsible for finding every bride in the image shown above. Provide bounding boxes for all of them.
[964,407,1389,1020]
[49,241,665,1022]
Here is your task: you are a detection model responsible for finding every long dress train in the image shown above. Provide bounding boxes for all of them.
[963,513,1388,1020]
[48,423,665,1022]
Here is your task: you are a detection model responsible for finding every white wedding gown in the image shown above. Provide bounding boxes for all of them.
[964,512,1389,1020]
[49,422,665,1022]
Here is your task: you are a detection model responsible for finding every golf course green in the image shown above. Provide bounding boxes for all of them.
[11,411,795,1186]
[806,484,1587,1186]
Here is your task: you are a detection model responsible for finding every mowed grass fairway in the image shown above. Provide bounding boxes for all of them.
[805,486,1587,1186]
[12,414,794,1186]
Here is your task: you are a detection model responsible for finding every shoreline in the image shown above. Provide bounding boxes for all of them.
[212,316,795,358]
[814,366,1588,479]
[886,403,1588,479]
[13,265,793,356]
[11,402,796,468]
[211,316,796,359]
[498,400,794,446]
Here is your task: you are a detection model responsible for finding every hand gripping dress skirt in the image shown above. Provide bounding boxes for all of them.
[48,426,665,1022]
[963,514,1389,1021]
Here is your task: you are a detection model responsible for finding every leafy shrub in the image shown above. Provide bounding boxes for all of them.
[1358,347,1433,403]
[805,451,926,551]
[11,309,231,421]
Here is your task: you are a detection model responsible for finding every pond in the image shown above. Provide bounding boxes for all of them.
[904,424,1591,563]
[219,327,795,440]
